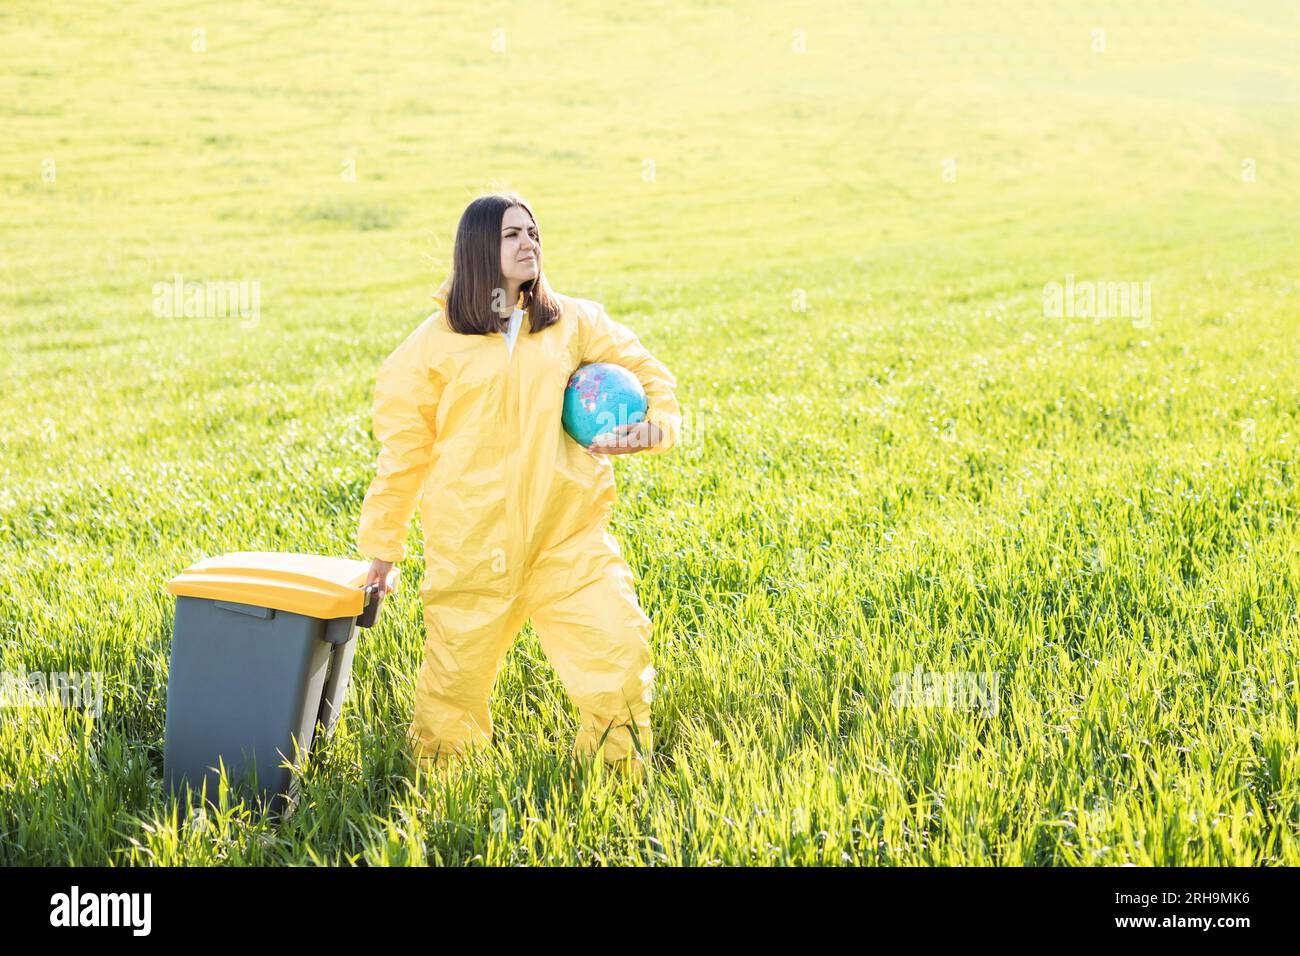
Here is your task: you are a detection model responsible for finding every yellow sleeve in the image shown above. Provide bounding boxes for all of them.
[580,301,682,454]
[356,321,442,562]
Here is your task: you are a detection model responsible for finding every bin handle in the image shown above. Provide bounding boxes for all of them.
[355,583,384,629]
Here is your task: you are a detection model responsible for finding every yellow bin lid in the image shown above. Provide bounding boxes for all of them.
[165,551,371,619]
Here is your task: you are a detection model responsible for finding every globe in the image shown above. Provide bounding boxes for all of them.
[561,363,647,448]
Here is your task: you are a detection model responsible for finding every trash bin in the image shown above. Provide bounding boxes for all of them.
[162,551,385,816]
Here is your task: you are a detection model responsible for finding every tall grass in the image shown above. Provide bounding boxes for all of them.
[1,0,1297,864]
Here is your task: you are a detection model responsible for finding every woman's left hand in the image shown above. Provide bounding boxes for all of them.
[588,421,663,456]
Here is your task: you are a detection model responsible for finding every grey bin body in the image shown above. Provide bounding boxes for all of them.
[163,595,361,817]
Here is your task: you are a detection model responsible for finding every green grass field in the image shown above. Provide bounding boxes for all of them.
[1,0,1297,865]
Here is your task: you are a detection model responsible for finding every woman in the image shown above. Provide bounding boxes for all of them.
[357,192,681,778]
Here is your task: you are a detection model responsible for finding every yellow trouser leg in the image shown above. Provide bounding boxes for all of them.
[526,535,656,767]
[408,594,527,762]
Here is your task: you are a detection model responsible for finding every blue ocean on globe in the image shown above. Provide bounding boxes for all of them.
[562,363,647,447]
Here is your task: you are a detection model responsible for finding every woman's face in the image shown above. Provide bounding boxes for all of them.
[500,205,540,288]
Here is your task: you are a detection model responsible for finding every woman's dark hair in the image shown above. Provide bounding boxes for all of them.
[444,192,562,335]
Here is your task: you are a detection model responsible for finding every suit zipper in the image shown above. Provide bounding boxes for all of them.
[501,307,524,591]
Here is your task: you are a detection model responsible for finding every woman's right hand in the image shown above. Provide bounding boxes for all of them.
[365,559,398,595]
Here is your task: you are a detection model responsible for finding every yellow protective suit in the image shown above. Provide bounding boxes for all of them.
[357,282,681,772]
